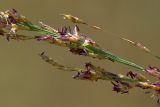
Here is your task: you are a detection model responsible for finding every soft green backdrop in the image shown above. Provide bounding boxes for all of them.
[0,0,160,107]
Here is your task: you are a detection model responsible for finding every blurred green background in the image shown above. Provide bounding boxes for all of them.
[0,0,160,107]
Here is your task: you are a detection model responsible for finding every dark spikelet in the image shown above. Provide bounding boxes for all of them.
[69,48,88,56]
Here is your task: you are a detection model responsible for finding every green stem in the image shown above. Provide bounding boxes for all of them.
[84,44,145,71]
[17,22,59,37]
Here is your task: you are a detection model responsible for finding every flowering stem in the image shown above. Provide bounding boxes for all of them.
[39,52,142,82]
[1,9,160,104]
